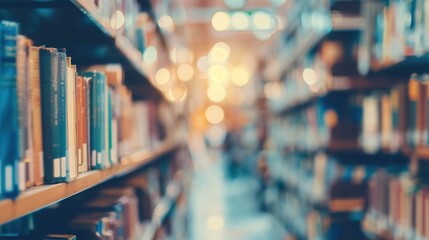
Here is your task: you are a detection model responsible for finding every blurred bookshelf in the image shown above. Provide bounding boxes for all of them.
[0,137,180,225]
[258,0,429,239]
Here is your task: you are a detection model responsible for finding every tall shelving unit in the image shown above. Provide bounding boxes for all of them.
[0,0,186,237]
[259,0,429,239]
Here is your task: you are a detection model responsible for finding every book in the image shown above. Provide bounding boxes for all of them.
[29,46,44,186]
[82,71,107,170]
[57,49,68,182]
[40,47,66,183]
[0,21,21,198]
[16,35,32,191]
[75,76,88,173]
[65,58,77,181]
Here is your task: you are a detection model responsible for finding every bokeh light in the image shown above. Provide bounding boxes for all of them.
[207,84,227,102]
[155,68,170,85]
[209,42,230,64]
[143,46,158,64]
[212,11,230,31]
[205,105,225,124]
[177,64,195,82]
[208,65,229,85]
[231,65,251,86]
[231,11,250,30]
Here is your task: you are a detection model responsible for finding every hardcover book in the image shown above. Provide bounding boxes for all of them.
[65,58,77,181]
[0,21,21,198]
[29,46,44,186]
[82,71,107,170]
[40,47,66,183]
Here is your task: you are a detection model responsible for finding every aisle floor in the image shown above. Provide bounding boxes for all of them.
[188,137,286,240]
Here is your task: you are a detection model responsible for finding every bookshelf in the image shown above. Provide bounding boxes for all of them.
[0,0,164,98]
[0,137,180,225]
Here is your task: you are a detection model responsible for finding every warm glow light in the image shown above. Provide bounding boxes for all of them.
[143,46,158,64]
[209,42,230,64]
[224,0,246,9]
[197,56,210,72]
[177,64,194,82]
[207,84,227,102]
[155,68,170,85]
[303,68,318,85]
[252,11,274,30]
[212,11,230,31]
[227,88,244,106]
[231,11,249,30]
[207,215,225,230]
[166,85,188,102]
[264,82,282,99]
[231,65,250,86]
[205,105,225,124]
[208,65,228,85]
[176,46,194,63]
[158,15,174,31]
[110,10,125,30]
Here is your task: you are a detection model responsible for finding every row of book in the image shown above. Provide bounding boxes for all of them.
[0,164,183,240]
[367,169,429,239]
[268,75,429,155]
[360,0,429,74]
[269,91,364,152]
[259,151,372,239]
[0,21,160,200]
[89,0,157,53]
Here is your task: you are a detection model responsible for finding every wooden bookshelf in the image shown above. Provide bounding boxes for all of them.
[276,76,400,116]
[0,0,163,98]
[0,138,179,225]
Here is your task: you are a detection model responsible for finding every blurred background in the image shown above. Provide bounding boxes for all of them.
[1,0,429,239]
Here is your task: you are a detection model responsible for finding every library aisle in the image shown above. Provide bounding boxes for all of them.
[4,0,429,239]
[187,134,287,240]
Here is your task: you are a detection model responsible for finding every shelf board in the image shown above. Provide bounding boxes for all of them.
[275,76,400,116]
[370,53,429,77]
[0,138,179,225]
[0,0,161,99]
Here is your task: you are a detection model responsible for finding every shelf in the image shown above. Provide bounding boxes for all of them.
[0,138,179,225]
[275,76,400,116]
[369,53,429,78]
[0,0,161,99]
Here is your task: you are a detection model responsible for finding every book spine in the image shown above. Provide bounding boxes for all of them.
[408,78,419,147]
[0,22,3,199]
[83,77,91,170]
[24,39,34,189]
[108,88,115,165]
[29,46,44,186]
[16,35,31,191]
[66,58,77,181]
[104,83,110,168]
[0,21,21,198]
[83,71,106,169]
[76,76,86,173]
[40,48,64,184]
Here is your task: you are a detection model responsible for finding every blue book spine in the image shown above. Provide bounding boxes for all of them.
[0,21,21,198]
[82,71,106,170]
[0,22,3,199]
[108,88,113,165]
[40,48,65,184]
[57,50,68,181]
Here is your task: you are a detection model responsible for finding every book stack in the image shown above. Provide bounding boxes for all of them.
[0,20,161,200]
[359,0,429,74]
[259,151,374,239]
[366,169,429,239]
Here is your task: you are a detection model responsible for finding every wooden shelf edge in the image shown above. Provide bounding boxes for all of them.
[275,76,399,116]
[0,138,179,225]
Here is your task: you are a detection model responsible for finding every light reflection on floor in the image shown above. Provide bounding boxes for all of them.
[188,134,286,240]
